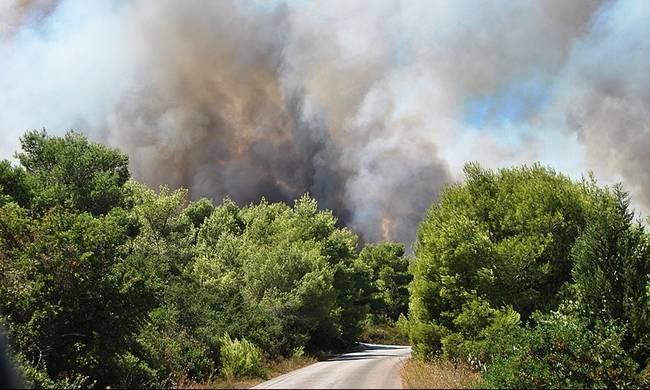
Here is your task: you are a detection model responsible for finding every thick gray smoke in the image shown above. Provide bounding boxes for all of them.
[1,0,649,244]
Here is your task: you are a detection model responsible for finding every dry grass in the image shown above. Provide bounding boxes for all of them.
[180,376,262,389]
[178,355,317,389]
[265,355,317,378]
[400,357,483,389]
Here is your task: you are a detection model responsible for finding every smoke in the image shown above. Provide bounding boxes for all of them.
[541,0,650,209]
[1,0,649,244]
[0,0,59,38]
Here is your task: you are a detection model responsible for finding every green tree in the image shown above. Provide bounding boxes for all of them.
[184,197,215,229]
[482,306,641,389]
[115,182,219,387]
[570,185,650,364]
[0,161,32,207]
[357,242,411,321]
[409,163,593,359]
[0,129,417,387]
[16,130,129,215]
[0,131,139,386]
[0,205,139,386]
[191,195,364,356]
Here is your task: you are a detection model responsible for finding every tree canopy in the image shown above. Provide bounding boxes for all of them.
[409,163,650,387]
[0,130,411,387]
[3,130,649,388]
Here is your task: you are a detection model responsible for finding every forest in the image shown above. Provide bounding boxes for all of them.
[1,130,649,388]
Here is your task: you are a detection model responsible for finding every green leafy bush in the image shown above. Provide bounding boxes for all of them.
[482,308,643,389]
[219,334,266,380]
[440,296,520,366]
[133,306,216,387]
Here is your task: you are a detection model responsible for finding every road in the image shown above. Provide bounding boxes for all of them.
[253,343,411,389]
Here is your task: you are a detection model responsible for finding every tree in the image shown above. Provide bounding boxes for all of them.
[357,242,411,321]
[0,161,32,207]
[191,195,364,355]
[0,131,137,386]
[115,182,218,387]
[16,130,129,215]
[409,163,593,358]
[0,130,407,386]
[570,185,650,364]
[0,205,139,386]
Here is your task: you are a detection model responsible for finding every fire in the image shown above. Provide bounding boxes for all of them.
[381,216,394,241]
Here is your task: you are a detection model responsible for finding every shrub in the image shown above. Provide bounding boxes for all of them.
[482,308,643,389]
[113,352,158,388]
[126,306,216,387]
[359,320,409,345]
[14,351,93,388]
[440,296,520,367]
[219,334,266,380]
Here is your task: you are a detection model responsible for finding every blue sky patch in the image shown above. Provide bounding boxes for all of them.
[463,76,551,130]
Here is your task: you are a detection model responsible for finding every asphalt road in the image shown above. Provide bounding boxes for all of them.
[253,343,411,389]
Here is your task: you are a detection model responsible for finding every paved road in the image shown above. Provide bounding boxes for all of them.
[253,343,411,389]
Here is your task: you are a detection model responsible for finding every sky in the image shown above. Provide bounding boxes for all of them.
[1,0,649,244]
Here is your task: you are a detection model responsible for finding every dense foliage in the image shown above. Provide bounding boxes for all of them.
[0,130,410,387]
[410,163,650,387]
[356,242,411,322]
[4,130,648,388]
[482,307,640,388]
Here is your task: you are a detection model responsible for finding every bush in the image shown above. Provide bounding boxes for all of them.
[440,296,520,366]
[482,308,643,388]
[219,334,266,380]
[13,351,93,388]
[132,306,216,387]
[359,322,409,345]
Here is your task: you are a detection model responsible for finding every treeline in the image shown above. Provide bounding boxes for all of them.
[3,130,650,389]
[0,131,410,387]
[409,163,650,388]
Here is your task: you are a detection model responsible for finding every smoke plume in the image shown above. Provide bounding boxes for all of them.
[1,0,649,245]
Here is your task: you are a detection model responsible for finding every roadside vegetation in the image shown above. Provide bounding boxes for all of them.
[401,358,481,389]
[2,130,650,389]
[356,242,412,346]
[408,163,650,388]
[178,353,317,389]
[0,130,410,388]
